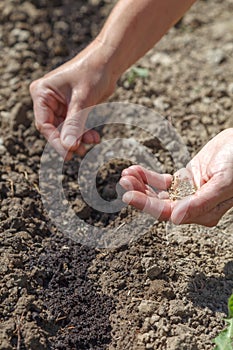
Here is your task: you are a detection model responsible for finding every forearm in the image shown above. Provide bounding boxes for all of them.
[96,0,196,79]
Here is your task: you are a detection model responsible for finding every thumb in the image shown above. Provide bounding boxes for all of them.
[171,174,231,224]
[61,96,89,150]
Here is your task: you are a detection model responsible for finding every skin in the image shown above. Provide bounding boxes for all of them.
[30,0,196,159]
[120,129,233,227]
[30,0,232,226]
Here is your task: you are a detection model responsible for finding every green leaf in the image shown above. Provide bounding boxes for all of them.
[126,66,149,84]
[228,294,233,318]
[213,294,233,350]
[213,320,233,350]
[131,67,149,78]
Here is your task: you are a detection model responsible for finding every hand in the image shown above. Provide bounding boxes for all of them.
[172,128,233,226]
[30,0,197,160]
[30,39,117,160]
[120,165,173,221]
[120,129,233,227]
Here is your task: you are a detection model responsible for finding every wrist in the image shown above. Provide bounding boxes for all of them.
[94,35,125,83]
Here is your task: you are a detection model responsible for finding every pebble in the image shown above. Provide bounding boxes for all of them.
[0,145,6,155]
[10,28,30,42]
[14,42,29,52]
[2,4,14,20]
[217,114,227,124]
[141,257,154,269]
[228,82,233,94]
[150,314,160,324]
[61,245,70,251]
[54,21,69,32]
[88,0,102,5]
[153,96,170,111]
[211,20,233,40]
[200,115,212,125]
[1,111,11,128]
[138,330,156,346]
[20,2,39,19]
[150,52,173,66]
[146,265,162,280]
[137,332,150,344]
[5,60,21,74]
[207,49,226,65]
[138,300,158,316]
[10,102,30,130]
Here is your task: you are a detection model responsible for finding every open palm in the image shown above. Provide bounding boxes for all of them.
[120,129,233,227]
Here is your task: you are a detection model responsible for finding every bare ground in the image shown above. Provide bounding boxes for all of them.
[0,0,233,349]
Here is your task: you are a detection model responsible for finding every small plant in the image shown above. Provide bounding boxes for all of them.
[126,66,149,84]
[213,294,233,350]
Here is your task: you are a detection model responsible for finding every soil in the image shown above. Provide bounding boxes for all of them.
[0,0,233,349]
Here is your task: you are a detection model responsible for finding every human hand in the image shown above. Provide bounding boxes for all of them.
[119,165,173,221]
[172,128,233,226]
[30,39,117,160]
[120,129,233,227]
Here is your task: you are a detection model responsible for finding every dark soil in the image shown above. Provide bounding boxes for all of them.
[0,0,233,349]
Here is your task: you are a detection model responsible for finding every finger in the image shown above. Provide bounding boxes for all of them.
[38,122,73,160]
[31,82,65,128]
[73,131,100,157]
[186,160,203,188]
[31,87,72,160]
[171,174,233,224]
[121,168,146,189]
[119,175,147,193]
[180,197,233,227]
[122,191,171,221]
[54,115,66,128]
[74,142,88,157]
[82,129,100,144]
[145,185,157,197]
[61,96,91,150]
[158,191,170,200]
[121,166,146,185]
[122,165,172,190]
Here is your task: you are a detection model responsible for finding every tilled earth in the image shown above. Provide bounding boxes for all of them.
[0,0,233,349]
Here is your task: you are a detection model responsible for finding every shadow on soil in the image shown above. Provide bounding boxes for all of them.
[187,261,233,314]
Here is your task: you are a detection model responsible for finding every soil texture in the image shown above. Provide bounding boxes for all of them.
[0,0,233,349]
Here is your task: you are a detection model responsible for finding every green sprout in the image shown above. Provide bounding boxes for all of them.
[213,294,233,350]
[126,66,149,85]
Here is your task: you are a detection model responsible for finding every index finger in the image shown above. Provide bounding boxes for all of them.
[32,94,72,160]
[33,105,71,160]
[122,165,173,190]
[40,122,73,160]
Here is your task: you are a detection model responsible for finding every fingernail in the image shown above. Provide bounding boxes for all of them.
[121,170,131,178]
[119,178,134,191]
[63,135,77,148]
[116,182,126,197]
[122,192,134,204]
